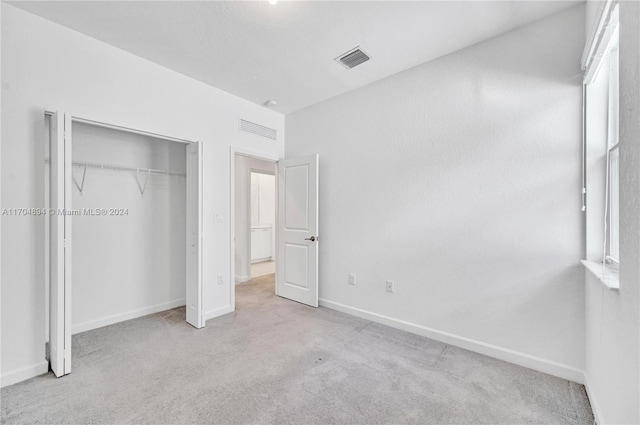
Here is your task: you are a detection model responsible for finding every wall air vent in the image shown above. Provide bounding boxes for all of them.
[239,119,277,140]
[335,46,370,69]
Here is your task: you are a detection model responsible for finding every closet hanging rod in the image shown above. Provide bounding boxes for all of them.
[44,158,186,177]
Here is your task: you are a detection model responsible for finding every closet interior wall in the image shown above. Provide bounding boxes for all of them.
[47,121,187,336]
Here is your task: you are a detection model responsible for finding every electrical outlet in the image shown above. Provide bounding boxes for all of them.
[349,273,356,285]
[386,280,394,293]
[217,274,224,285]
[214,213,224,223]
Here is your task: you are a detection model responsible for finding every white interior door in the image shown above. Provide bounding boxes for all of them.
[276,154,319,307]
[186,141,203,328]
[50,111,72,376]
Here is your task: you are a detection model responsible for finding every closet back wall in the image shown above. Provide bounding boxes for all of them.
[71,123,186,334]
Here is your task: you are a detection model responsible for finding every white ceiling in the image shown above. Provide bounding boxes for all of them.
[9,1,580,114]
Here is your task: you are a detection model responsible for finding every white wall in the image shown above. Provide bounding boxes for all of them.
[585,0,605,41]
[583,2,640,423]
[250,177,260,226]
[252,173,275,227]
[255,173,276,261]
[70,122,186,334]
[234,156,275,282]
[286,5,586,380]
[1,4,283,386]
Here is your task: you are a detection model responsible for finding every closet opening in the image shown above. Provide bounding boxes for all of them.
[44,112,202,377]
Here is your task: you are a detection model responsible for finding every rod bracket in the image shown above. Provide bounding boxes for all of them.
[135,168,151,197]
[72,164,88,196]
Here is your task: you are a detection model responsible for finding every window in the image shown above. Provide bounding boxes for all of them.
[582,1,620,283]
[605,36,619,266]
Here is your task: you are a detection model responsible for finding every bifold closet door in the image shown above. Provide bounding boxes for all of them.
[50,111,72,377]
[186,141,203,328]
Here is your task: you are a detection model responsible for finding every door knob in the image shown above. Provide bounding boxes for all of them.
[305,236,316,242]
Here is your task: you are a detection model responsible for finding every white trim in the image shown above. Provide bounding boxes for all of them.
[582,1,619,84]
[581,260,619,290]
[1,361,49,388]
[251,257,272,264]
[582,0,613,68]
[319,298,585,384]
[44,111,194,145]
[583,373,603,425]
[203,305,234,322]
[230,146,279,163]
[235,275,251,283]
[72,299,185,335]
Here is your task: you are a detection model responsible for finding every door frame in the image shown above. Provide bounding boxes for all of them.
[44,111,202,375]
[229,147,279,310]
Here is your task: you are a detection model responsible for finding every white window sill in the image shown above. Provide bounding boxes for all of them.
[581,260,620,290]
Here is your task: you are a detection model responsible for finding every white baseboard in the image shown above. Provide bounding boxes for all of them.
[1,361,49,388]
[251,257,272,264]
[203,305,234,322]
[235,275,250,283]
[583,373,603,425]
[319,298,585,384]
[72,299,186,335]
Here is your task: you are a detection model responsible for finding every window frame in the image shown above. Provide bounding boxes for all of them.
[605,35,620,267]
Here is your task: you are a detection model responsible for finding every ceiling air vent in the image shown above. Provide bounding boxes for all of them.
[335,46,370,69]
[239,119,277,140]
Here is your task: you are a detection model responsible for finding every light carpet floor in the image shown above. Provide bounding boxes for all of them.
[1,273,593,424]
